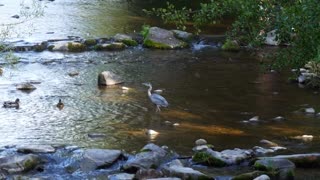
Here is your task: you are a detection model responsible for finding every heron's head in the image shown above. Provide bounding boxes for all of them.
[142,82,152,87]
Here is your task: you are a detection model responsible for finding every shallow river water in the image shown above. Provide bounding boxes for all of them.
[0,0,320,156]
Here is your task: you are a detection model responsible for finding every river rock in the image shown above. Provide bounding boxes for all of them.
[114,34,138,46]
[16,83,36,90]
[0,154,41,174]
[260,139,278,147]
[291,135,313,142]
[221,39,240,51]
[135,169,163,179]
[261,153,320,168]
[68,71,79,77]
[80,149,122,171]
[94,42,125,51]
[232,171,266,180]
[255,158,295,171]
[108,173,135,180]
[17,145,56,153]
[11,15,20,19]
[122,143,172,172]
[143,27,188,49]
[83,39,97,46]
[50,42,86,52]
[254,158,295,180]
[298,75,306,84]
[254,174,270,180]
[304,107,315,114]
[161,159,210,180]
[33,41,48,52]
[264,30,280,46]
[98,71,123,86]
[195,139,207,146]
[148,178,181,180]
[193,148,253,166]
[88,133,107,139]
[172,30,193,42]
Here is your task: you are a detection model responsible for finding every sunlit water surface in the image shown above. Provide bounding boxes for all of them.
[0,0,319,156]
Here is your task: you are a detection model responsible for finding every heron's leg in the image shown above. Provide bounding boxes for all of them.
[156,105,161,112]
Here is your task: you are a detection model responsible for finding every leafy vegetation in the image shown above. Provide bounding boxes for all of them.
[144,0,320,69]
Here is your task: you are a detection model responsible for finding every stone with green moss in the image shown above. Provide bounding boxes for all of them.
[84,39,97,46]
[114,34,138,46]
[94,42,125,51]
[222,39,240,51]
[143,27,189,49]
[192,152,226,167]
[0,154,41,174]
[67,42,86,52]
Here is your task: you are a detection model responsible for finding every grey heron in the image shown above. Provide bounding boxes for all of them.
[143,83,169,112]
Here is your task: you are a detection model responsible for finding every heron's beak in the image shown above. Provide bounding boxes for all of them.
[142,83,149,86]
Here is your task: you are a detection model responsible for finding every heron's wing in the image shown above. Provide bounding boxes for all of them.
[150,94,169,107]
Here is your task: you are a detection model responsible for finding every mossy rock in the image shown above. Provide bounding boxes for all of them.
[143,27,189,49]
[94,42,125,51]
[192,152,227,167]
[67,42,86,52]
[0,44,6,51]
[84,39,97,46]
[114,34,138,46]
[222,39,240,51]
[143,39,172,49]
[122,39,138,46]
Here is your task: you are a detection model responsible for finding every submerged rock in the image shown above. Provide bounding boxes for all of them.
[0,154,41,174]
[16,83,36,91]
[98,71,123,86]
[143,27,188,49]
[68,71,79,77]
[17,145,56,153]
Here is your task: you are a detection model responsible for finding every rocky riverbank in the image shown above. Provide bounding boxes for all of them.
[0,139,319,180]
[0,27,225,54]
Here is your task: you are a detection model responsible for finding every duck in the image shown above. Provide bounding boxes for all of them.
[3,98,20,109]
[56,99,64,110]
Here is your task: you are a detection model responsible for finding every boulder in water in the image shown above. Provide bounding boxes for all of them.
[143,27,188,49]
[98,71,124,86]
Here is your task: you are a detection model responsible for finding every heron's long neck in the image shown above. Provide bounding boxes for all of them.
[147,86,152,97]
